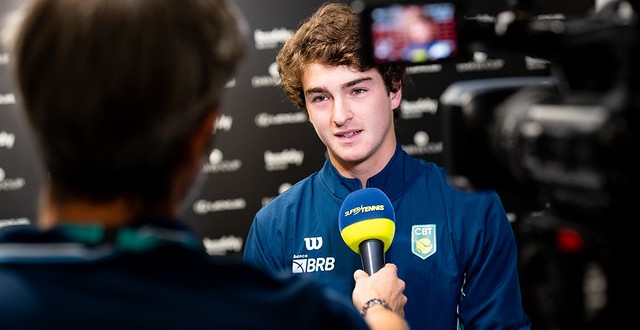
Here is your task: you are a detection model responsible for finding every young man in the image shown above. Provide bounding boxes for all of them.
[243,2,531,330]
[0,1,408,329]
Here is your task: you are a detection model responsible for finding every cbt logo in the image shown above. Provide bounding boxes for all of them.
[412,224,437,260]
[292,257,335,273]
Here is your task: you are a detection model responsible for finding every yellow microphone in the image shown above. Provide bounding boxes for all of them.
[338,188,395,275]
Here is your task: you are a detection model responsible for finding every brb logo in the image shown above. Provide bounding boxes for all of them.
[292,237,335,273]
[292,257,335,274]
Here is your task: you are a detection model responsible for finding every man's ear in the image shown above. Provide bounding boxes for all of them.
[175,110,217,215]
[191,109,218,160]
[390,86,402,111]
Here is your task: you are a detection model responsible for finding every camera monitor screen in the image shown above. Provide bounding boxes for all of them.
[361,1,458,65]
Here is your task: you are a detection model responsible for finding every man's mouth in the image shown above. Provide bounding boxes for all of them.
[338,130,362,138]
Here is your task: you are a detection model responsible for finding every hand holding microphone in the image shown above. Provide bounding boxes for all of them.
[338,188,395,275]
[353,263,407,318]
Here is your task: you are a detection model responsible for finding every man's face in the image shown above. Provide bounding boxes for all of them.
[302,63,401,173]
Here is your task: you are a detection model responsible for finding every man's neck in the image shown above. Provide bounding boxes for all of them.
[39,197,141,230]
[331,139,397,188]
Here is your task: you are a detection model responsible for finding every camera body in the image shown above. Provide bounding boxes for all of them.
[358,0,639,220]
[444,1,638,219]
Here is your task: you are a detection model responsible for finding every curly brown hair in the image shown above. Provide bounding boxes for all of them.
[276,2,406,109]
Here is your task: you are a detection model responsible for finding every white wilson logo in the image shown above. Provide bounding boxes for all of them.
[304,237,323,250]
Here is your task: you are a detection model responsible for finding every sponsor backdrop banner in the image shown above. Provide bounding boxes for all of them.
[0,1,592,254]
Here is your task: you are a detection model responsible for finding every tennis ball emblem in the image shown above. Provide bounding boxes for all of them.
[415,237,433,254]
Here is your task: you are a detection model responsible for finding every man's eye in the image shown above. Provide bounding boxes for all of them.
[352,88,366,95]
[311,95,328,103]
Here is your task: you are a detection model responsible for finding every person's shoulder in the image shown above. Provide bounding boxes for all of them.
[404,154,452,187]
[0,224,71,260]
[250,173,319,231]
[408,155,501,197]
[0,223,45,242]
[405,154,504,210]
[257,172,319,212]
[405,154,446,175]
[441,179,503,211]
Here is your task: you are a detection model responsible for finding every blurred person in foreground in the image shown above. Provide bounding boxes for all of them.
[243,2,531,330]
[0,0,408,329]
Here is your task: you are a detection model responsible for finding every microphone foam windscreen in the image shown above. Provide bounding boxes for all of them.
[338,188,395,253]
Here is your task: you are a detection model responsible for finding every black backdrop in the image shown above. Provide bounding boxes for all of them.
[0,0,594,254]
[0,0,599,329]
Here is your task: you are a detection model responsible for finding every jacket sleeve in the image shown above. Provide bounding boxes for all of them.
[243,209,289,275]
[457,190,532,330]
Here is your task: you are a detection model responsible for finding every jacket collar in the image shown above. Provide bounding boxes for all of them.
[0,218,203,262]
[318,142,414,201]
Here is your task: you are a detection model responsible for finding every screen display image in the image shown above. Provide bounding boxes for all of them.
[364,2,458,64]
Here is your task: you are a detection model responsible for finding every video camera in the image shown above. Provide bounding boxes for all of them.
[356,0,639,222]
[356,1,639,327]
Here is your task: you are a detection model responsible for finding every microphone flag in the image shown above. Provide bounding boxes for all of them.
[338,188,395,274]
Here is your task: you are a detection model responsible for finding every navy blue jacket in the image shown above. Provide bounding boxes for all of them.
[244,144,531,330]
[0,218,368,330]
